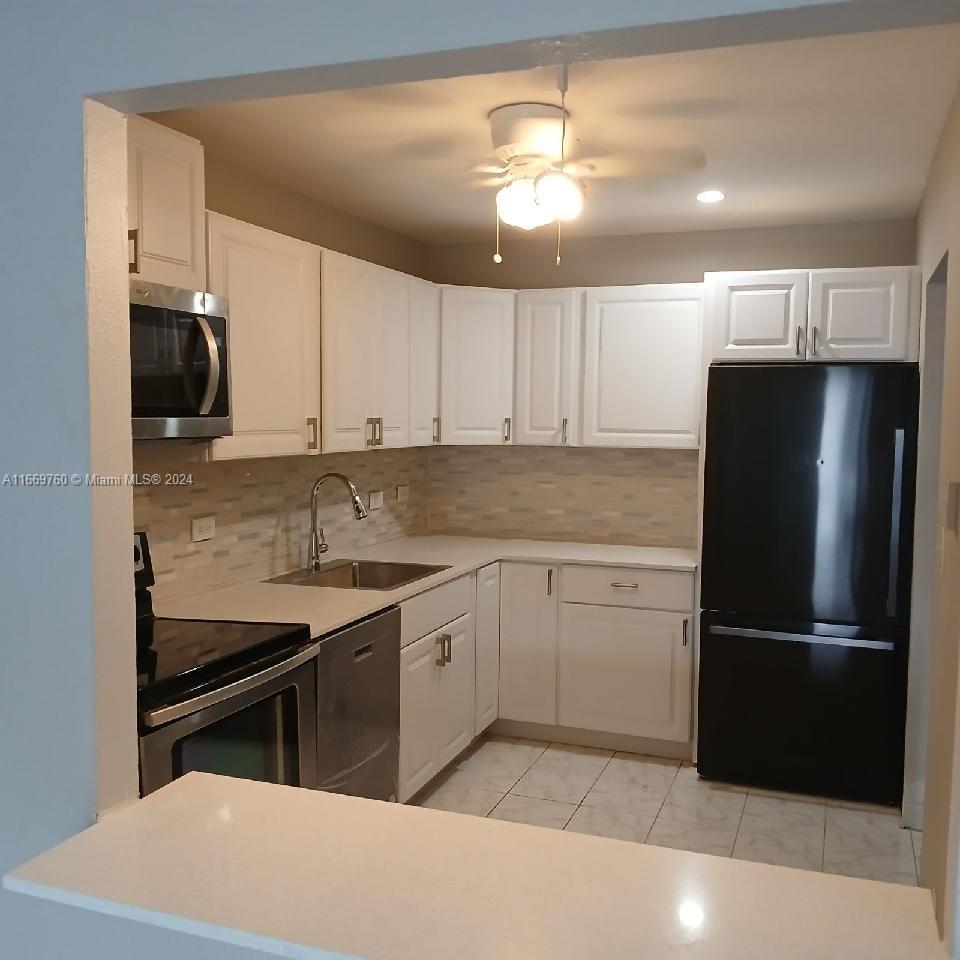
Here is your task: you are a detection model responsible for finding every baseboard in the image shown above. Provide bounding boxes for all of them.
[489,719,693,761]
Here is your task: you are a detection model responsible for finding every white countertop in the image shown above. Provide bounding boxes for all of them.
[160,535,699,639]
[5,773,942,960]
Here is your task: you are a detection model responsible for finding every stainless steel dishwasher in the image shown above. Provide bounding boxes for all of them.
[316,606,400,802]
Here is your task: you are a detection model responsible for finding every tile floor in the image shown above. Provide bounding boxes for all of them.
[417,736,923,887]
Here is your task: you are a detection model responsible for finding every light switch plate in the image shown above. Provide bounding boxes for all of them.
[396,484,410,503]
[369,490,384,511]
[191,515,216,542]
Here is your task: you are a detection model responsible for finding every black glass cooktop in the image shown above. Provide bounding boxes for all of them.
[136,616,311,713]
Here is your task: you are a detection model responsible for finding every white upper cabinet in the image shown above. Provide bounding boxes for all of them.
[370,265,411,448]
[321,250,410,452]
[127,116,206,291]
[409,277,441,446]
[707,270,809,361]
[440,287,515,445]
[206,213,320,460]
[514,289,581,446]
[807,266,917,361]
[582,284,702,449]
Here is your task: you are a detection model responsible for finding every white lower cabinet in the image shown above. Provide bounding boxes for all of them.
[475,563,501,733]
[558,605,692,742]
[498,562,559,725]
[399,611,476,802]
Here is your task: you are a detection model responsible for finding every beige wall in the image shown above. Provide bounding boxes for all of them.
[199,152,431,277]
[916,84,960,947]
[426,219,916,288]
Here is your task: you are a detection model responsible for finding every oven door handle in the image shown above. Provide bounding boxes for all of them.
[196,315,221,416]
[142,640,322,729]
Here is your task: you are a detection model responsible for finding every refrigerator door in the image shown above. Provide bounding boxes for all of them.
[700,363,918,627]
[697,612,908,804]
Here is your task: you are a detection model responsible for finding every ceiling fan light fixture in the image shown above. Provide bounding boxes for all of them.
[535,171,584,221]
[496,178,555,231]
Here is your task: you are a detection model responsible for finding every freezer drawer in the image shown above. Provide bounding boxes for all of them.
[696,612,907,805]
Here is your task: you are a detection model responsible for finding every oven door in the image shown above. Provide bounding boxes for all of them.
[138,649,318,797]
[130,281,231,439]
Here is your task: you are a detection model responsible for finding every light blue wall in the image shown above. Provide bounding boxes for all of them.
[1,2,955,957]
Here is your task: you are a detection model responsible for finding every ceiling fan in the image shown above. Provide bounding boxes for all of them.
[476,66,706,265]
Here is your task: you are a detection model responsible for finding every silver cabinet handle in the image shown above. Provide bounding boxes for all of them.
[376,417,384,446]
[547,568,553,596]
[810,325,819,356]
[307,417,319,451]
[196,315,221,415]
[128,228,140,274]
[709,625,895,651]
[444,633,452,664]
[886,428,905,618]
[682,617,689,647]
[610,582,639,589]
[432,417,441,444]
[503,417,512,443]
[435,635,446,667]
[795,325,803,357]
[561,417,569,445]
[143,641,322,728]
[366,417,377,448]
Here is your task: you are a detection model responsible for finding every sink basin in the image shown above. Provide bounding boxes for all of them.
[266,559,451,591]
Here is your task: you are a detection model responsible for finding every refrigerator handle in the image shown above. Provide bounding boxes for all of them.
[886,428,905,619]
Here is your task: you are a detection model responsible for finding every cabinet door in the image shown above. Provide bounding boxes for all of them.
[207,213,320,460]
[369,264,410,448]
[475,563,501,733]
[127,116,206,290]
[707,270,809,361]
[558,605,692,742]
[499,563,558,725]
[440,287,515,444]
[399,631,444,802]
[437,612,477,768]
[582,284,702,448]
[409,278,441,446]
[321,250,374,452]
[515,289,581,446]
[808,266,917,361]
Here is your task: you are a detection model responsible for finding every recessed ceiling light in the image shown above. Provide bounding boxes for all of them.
[697,189,725,204]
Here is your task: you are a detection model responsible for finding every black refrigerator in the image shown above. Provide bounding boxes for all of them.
[698,362,919,805]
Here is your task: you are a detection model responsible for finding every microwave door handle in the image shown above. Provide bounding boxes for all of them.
[196,315,221,416]
[142,640,322,728]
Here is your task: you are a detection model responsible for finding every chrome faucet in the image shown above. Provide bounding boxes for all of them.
[309,472,368,571]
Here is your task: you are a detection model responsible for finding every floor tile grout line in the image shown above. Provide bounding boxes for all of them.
[559,747,616,831]
[645,761,685,844]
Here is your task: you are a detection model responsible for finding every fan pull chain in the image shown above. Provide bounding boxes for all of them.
[556,219,562,266]
[493,211,503,264]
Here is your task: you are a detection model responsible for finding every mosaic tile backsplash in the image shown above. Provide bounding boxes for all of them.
[427,446,699,547]
[133,445,429,601]
[133,444,699,601]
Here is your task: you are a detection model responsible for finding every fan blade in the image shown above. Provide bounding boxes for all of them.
[470,175,508,188]
[574,147,706,181]
[472,160,508,175]
[561,161,596,177]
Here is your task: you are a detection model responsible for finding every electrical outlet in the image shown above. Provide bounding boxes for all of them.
[191,515,216,542]
[396,484,410,503]
[369,490,384,511]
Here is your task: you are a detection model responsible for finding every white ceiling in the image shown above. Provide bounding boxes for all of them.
[154,25,960,244]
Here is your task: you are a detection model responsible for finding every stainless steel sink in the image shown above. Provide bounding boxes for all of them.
[266,559,451,591]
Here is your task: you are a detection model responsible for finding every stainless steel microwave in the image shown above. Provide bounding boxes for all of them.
[130,280,232,439]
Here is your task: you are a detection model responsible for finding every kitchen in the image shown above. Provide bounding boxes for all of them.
[4,7,960,960]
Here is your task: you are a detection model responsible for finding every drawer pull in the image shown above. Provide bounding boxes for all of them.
[610,582,639,589]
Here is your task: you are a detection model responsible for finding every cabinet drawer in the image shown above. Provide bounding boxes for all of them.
[560,565,694,612]
[400,574,475,648]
